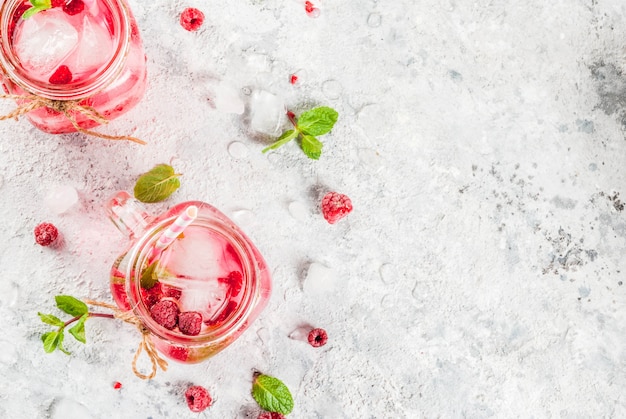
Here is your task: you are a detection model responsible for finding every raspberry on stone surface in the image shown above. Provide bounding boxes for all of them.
[307,327,328,347]
[180,7,204,31]
[321,191,353,224]
[34,222,59,246]
[149,299,179,330]
[257,412,286,419]
[185,385,212,412]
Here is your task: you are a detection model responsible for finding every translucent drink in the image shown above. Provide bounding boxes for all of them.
[107,192,272,363]
[0,0,147,134]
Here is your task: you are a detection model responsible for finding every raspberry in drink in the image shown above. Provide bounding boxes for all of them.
[0,0,147,134]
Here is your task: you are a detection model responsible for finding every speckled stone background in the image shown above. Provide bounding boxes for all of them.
[1,0,626,417]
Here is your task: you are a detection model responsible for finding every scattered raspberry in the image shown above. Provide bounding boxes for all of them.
[149,299,179,330]
[48,65,73,85]
[113,381,122,390]
[34,222,59,246]
[321,192,353,224]
[178,311,202,336]
[307,328,328,347]
[258,412,286,419]
[62,0,84,16]
[180,8,204,32]
[185,385,212,413]
[290,74,298,85]
[305,1,315,13]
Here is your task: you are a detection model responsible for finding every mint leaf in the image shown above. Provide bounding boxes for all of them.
[22,0,51,19]
[252,374,294,415]
[262,130,298,153]
[55,295,88,317]
[300,135,323,160]
[38,312,64,327]
[56,330,71,355]
[134,164,181,203]
[296,106,338,136]
[140,261,159,290]
[42,331,59,353]
[68,314,88,344]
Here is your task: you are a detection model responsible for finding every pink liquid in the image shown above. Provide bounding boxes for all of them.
[1,0,146,133]
[109,200,272,364]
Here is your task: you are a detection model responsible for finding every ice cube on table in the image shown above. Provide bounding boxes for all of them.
[65,15,113,75]
[249,90,286,136]
[44,185,79,214]
[14,9,78,77]
[303,262,335,295]
[213,83,245,114]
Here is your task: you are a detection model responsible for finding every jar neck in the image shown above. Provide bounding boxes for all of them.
[126,209,261,345]
[0,0,131,100]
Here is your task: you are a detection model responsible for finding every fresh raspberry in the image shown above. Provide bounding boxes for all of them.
[321,192,353,224]
[162,284,182,299]
[305,1,315,13]
[178,311,202,336]
[62,0,84,16]
[185,385,212,412]
[141,283,163,308]
[180,8,204,32]
[307,328,328,347]
[166,345,189,362]
[113,381,122,390]
[290,74,298,85]
[49,65,73,85]
[34,222,59,246]
[149,299,179,330]
[51,0,66,7]
[258,412,286,419]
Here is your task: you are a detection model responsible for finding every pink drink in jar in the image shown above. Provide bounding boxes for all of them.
[0,0,146,134]
[107,192,272,363]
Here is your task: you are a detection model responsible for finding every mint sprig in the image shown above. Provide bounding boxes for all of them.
[38,295,114,355]
[22,0,52,19]
[262,106,338,160]
[251,373,294,415]
[133,164,182,203]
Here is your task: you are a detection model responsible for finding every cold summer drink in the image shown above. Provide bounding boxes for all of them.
[0,0,146,133]
[107,192,272,363]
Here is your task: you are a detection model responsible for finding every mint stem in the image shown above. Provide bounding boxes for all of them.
[286,110,297,127]
[63,312,114,328]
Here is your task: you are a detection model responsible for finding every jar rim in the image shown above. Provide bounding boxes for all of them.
[124,205,261,346]
[0,0,131,100]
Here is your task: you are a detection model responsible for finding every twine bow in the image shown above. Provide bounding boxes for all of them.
[0,94,145,144]
[84,299,168,380]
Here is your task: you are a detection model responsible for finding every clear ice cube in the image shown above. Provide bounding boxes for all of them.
[303,262,335,295]
[66,15,113,75]
[44,185,79,214]
[14,9,78,77]
[249,90,286,136]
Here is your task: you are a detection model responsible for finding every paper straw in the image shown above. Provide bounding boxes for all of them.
[150,205,198,259]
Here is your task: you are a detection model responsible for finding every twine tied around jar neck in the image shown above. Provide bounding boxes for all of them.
[0,93,145,144]
[84,299,169,380]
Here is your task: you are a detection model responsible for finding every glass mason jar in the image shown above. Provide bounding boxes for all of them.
[106,191,272,364]
[0,0,147,134]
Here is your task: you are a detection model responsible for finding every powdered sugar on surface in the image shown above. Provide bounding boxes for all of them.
[1,0,626,417]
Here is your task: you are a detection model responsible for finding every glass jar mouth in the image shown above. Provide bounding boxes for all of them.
[125,213,260,345]
[0,0,131,100]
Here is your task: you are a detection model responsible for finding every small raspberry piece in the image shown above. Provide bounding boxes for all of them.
[113,381,122,390]
[51,0,66,7]
[290,74,298,84]
[257,412,286,419]
[178,311,202,336]
[48,65,72,85]
[305,1,315,13]
[34,222,59,246]
[162,284,182,299]
[149,299,179,330]
[321,192,353,224]
[166,345,189,362]
[180,8,204,32]
[185,385,212,413]
[62,0,84,15]
[308,328,328,347]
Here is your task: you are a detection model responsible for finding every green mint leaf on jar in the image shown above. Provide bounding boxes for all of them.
[296,106,338,136]
[251,374,294,415]
[140,261,159,289]
[55,295,88,317]
[134,164,181,203]
[22,0,52,19]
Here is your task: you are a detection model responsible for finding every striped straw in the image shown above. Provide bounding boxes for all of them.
[150,205,198,259]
